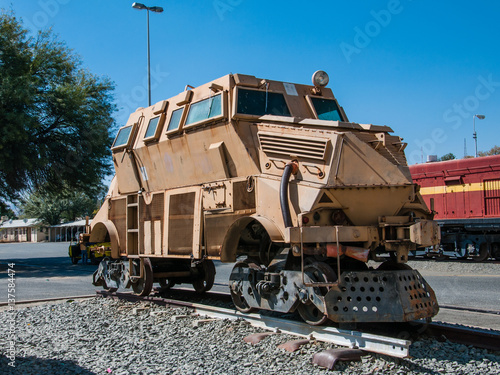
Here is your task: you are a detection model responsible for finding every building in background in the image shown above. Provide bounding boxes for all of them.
[48,219,91,242]
[0,219,92,243]
[0,219,48,243]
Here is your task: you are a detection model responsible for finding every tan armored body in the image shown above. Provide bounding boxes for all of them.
[88,71,440,324]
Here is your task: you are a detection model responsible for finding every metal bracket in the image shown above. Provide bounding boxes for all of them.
[301,226,343,288]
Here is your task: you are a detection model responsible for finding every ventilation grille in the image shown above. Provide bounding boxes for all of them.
[484,179,500,216]
[258,132,328,160]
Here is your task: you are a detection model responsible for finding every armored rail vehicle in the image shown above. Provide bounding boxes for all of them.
[87,71,440,325]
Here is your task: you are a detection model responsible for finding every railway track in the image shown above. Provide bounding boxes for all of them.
[96,289,412,358]
[0,294,95,310]
[3,291,498,373]
[439,304,500,316]
[4,289,498,355]
[95,288,500,354]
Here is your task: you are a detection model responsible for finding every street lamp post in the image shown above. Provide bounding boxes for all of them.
[473,114,485,157]
[132,2,163,107]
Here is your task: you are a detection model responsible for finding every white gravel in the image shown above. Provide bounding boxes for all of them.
[406,259,500,275]
[1,297,499,375]
[368,259,500,275]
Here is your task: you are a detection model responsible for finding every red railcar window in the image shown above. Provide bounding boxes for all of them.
[484,179,500,216]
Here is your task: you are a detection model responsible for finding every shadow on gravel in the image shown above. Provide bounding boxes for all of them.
[0,355,96,375]
[0,257,97,278]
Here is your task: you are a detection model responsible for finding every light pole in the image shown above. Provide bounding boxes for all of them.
[132,2,163,107]
[473,114,485,157]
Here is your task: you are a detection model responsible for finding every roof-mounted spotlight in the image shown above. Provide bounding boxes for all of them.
[311,70,329,95]
[312,70,329,87]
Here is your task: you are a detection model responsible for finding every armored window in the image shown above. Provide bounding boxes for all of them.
[144,116,163,140]
[166,108,184,134]
[308,97,343,121]
[112,125,133,149]
[236,88,291,117]
[185,94,223,127]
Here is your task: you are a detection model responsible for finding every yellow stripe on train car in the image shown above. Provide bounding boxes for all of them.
[419,182,487,195]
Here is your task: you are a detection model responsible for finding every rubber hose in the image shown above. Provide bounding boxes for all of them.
[280,162,295,228]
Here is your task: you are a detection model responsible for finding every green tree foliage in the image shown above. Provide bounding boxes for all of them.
[19,184,106,225]
[478,145,500,157]
[0,201,16,219]
[0,12,115,203]
[439,153,456,161]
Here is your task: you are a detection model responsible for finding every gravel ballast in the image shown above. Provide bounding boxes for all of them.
[1,297,499,375]
[405,259,500,275]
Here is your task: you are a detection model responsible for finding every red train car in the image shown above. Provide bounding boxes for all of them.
[409,155,500,261]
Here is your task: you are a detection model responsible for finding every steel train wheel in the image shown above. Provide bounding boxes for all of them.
[455,246,468,260]
[159,278,176,290]
[131,258,154,296]
[229,260,260,313]
[297,262,336,326]
[103,280,118,293]
[192,260,216,293]
[473,243,489,262]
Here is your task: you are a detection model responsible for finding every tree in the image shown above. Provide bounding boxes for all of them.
[0,202,16,220]
[19,184,106,226]
[0,11,115,203]
[439,153,456,161]
[478,145,500,157]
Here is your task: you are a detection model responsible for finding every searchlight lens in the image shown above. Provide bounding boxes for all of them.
[312,70,329,87]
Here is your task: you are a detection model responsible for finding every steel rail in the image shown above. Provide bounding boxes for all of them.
[0,294,96,307]
[3,291,497,352]
[427,322,500,351]
[100,289,500,351]
[438,304,500,316]
[96,290,411,358]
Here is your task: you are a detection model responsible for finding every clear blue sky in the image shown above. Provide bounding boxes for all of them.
[3,0,500,164]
